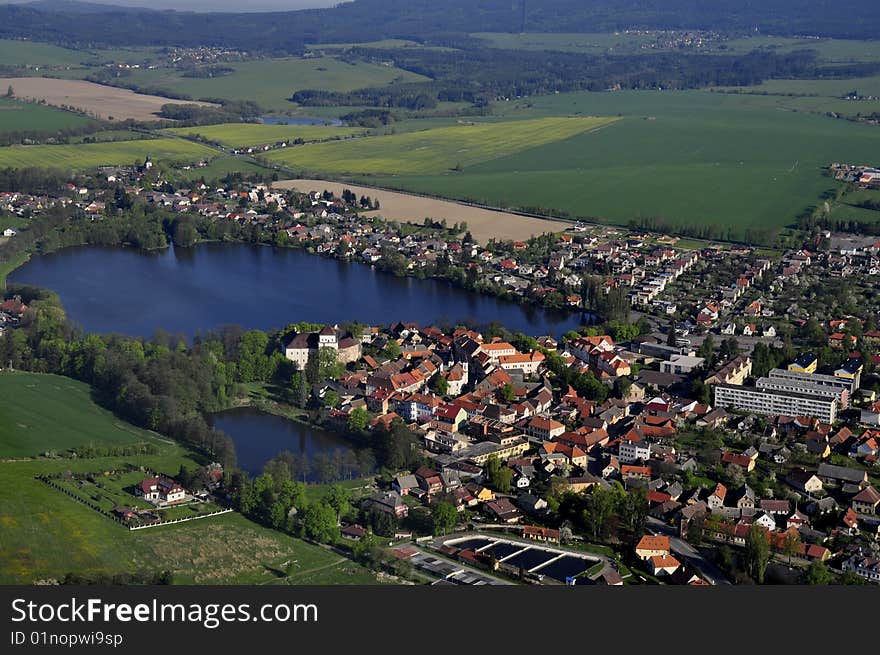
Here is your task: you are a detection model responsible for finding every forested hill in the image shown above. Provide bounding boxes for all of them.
[1,0,879,51]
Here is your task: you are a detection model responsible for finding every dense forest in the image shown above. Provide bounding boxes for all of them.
[1,0,879,52]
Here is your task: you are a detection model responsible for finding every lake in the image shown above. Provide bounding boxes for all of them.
[209,407,356,478]
[8,243,587,338]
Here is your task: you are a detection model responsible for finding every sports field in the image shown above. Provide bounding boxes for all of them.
[0,97,95,134]
[265,116,618,175]
[118,56,430,111]
[307,90,880,239]
[166,122,364,149]
[0,137,215,169]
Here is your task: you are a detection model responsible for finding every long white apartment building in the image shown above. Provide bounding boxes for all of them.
[714,384,838,424]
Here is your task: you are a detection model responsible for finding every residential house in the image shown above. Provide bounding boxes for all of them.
[852,486,880,515]
[635,535,671,560]
[365,490,409,519]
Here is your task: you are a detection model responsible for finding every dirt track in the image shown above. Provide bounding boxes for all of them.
[0,77,216,121]
[273,178,571,244]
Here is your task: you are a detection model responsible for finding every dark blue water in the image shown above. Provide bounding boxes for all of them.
[259,115,343,126]
[9,243,586,338]
[209,407,354,478]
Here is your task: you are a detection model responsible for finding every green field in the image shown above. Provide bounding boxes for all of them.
[313,89,880,239]
[0,372,156,458]
[165,122,364,149]
[172,156,270,182]
[115,56,430,111]
[0,39,97,67]
[0,137,216,170]
[265,116,617,175]
[718,75,880,100]
[0,371,385,584]
[715,36,880,64]
[0,97,95,134]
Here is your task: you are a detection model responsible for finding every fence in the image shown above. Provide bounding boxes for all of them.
[38,475,233,530]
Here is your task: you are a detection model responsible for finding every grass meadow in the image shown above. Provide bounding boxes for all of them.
[0,137,215,169]
[166,122,365,149]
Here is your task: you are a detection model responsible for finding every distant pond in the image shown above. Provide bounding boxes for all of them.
[9,243,588,338]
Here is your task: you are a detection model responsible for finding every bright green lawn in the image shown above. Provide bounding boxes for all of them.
[0,137,215,170]
[0,371,156,457]
[165,122,364,149]
[0,97,95,134]
[265,116,618,175]
[115,56,430,111]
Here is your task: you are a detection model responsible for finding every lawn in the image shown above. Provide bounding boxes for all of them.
[264,116,618,175]
[116,56,430,111]
[0,137,216,170]
[165,122,365,149]
[348,89,880,239]
[0,371,158,458]
[0,97,95,134]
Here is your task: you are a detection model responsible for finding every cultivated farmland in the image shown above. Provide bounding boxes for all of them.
[326,90,880,240]
[265,117,618,175]
[0,77,216,121]
[165,122,365,149]
[0,138,216,170]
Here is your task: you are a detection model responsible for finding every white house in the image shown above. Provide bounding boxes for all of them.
[2,228,16,238]
[137,476,186,504]
[753,512,777,531]
[619,439,651,464]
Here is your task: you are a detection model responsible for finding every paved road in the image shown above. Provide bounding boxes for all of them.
[646,517,732,585]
